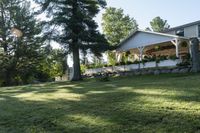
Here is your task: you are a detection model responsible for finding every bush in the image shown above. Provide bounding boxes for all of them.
[0,79,4,87]
[35,71,52,82]
[104,64,108,67]
[126,61,133,65]
[84,63,105,69]
[159,55,167,61]
[169,55,178,60]
[156,58,160,64]
[95,73,110,82]
[115,62,120,66]
[133,60,140,64]
[176,61,191,67]
[81,64,87,74]
[98,75,110,82]
[119,61,126,65]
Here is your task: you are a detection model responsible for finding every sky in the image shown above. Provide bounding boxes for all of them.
[96,0,200,30]
[31,0,200,67]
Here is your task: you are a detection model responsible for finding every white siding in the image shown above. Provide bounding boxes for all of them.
[184,25,198,38]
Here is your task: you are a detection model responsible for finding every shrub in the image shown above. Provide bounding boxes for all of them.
[176,61,191,67]
[98,75,110,82]
[95,73,110,82]
[156,58,160,64]
[133,60,140,64]
[169,55,178,60]
[159,55,167,61]
[126,61,133,65]
[104,64,108,67]
[81,64,87,74]
[0,79,4,87]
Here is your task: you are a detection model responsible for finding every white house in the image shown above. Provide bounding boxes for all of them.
[116,21,200,66]
[85,21,200,74]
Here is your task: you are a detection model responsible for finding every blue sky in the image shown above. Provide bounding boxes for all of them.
[31,0,200,66]
[96,0,200,30]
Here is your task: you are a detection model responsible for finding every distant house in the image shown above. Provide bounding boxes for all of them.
[163,20,200,38]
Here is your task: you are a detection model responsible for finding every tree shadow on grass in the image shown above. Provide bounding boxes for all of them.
[1,74,200,132]
[1,86,200,132]
[0,81,84,96]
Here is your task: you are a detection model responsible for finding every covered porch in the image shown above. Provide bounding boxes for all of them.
[116,30,190,68]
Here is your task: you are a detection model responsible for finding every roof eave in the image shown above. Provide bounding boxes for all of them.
[117,30,189,50]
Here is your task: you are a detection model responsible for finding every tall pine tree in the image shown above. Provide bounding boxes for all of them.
[34,0,109,81]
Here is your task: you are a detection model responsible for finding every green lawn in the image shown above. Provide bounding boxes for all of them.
[1,74,200,133]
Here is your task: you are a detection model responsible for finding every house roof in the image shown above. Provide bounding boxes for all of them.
[117,30,188,51]
[163,20,200,32]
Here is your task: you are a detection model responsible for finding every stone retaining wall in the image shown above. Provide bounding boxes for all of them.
[85,59,181,75]
[83,66,191,78]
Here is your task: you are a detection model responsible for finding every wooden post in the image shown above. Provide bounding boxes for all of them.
[171,38,180,58]
[137,46,145,69]
[175,39,180,58]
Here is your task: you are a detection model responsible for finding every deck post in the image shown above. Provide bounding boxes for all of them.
[116,52,122,62]
[137,46,145,69]
[138,46,145,61]
[175,39,180,58]
[188,40,192,58]
[171,38,180,58]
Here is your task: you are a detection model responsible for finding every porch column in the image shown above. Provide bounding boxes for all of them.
[137,46,145,69]
[116,52,122,62]
[171,38,180,58]
[137,46,145,61]
[188,40,192,58]
[175,39,181,58]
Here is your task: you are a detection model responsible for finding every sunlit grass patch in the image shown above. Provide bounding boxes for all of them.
[1,73,200,132]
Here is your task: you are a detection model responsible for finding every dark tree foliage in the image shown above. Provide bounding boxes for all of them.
[34,0,109,81]
[0,0,45,86]
[35,47,68,82]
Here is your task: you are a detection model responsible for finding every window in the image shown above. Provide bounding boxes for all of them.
[198,25,200,37]
[175,29,184,36]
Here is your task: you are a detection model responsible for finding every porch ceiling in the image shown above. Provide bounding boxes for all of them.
[116,30,189,52]
[128,42,176,55]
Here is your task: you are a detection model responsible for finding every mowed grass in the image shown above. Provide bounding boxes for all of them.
[1,74,200,133]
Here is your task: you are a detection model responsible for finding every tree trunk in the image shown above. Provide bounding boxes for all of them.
[70,0,82,81]
[71,46,82,81]
[190,38,200,72]
[4,70,11,86]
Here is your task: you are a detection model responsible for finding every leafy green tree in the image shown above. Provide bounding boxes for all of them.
[102,7,138,45]
[150,16,170,32]
[0,0,44,86]
[35,48,68,82]
[49,49,68,77]
[34,0,109,81]
[102,7,138,65]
